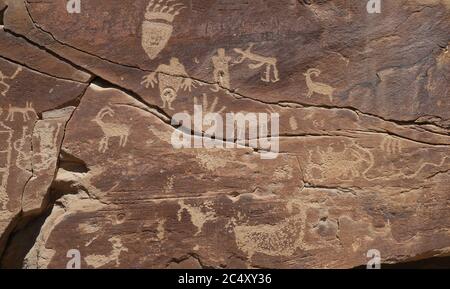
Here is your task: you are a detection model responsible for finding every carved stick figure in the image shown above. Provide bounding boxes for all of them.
[233,44,280,83]
[211,48,232,91]
[0,66,22,97]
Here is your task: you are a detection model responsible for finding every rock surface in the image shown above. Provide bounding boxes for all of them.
[0,0,449,268]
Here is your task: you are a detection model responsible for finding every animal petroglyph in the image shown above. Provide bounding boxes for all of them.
[304,68,334,102]
[141,57,195,110]
[92,107,130,153]
[234,44,280,83]
[141,0,186,60]
[211,48,232,91]
[306,142,374,181]
[177,200,217,236]
[0,66,22,97]
[0,122,13,209]
[5,102,37,122]
[233,205,312,258]
[85,236,129,268]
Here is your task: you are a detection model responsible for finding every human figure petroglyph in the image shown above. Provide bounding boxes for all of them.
[304,68,334,102]
[0,122,12,210]
[13,126,32,172]
[5,102,37,122]
[92,107,130,153]
[33,122,62,172]
[0,66,22,97]
[141,0,186,60]
[233,43,280,83]
[141,57,195,110]
[211,48,232,91]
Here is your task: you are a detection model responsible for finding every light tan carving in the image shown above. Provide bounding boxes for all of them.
[380,136,403,154]
[304,68,334,102]
[141,0,186,60]
[193,93,227,131]
[13,126,32,172]
[33,122,62,172]
[0,66,22,97]
[92,107,130,153]
[0,122,13,209]
[211,48,232,91]
[5,102,37,122]
[85,236,129,268]
[177,200,217,236]
[141,57,195,110]
[306,142,374,181]
[234,44,280,83]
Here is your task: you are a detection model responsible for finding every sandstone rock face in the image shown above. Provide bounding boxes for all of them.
[0,0,449,269]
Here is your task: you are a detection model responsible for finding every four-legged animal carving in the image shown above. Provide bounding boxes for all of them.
[92,107,130,153]
[234,44,280,83]
[304,68,334,102]
[5,102,37,122]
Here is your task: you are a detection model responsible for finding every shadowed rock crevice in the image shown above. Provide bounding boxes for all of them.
[0,150,91,268]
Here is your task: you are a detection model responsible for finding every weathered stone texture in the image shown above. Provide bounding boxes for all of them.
[0,0,449,268]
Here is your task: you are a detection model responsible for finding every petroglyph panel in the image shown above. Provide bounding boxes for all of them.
[0,0,449,270]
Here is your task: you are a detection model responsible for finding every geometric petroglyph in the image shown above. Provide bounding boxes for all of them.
[234,43,280,83]
[304,68,334,102]
[92,106,130,153]
[0,66,22,97]
[0,122,13,209]
[5,102,37,122]
[380,136,403,154]
[141,57,195,110]
[141,0,186,60]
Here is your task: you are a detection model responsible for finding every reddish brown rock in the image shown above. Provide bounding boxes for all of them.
[0,0,449,268]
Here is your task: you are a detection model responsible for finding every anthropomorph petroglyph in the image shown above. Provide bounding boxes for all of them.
[92,107,130,153]
[14,126,32,172]
[5,102,37,122]
[141,0,186,60]
[141,57,195,110]
[33,122,62,172]
[304,68,334,102]
[211,48,232,91]
[234,44,280,83]
[0,66,22,97]
[0,122,13,210]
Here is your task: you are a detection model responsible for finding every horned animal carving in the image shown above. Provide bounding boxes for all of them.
[92,107,130,153]
[304,68,334,102]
